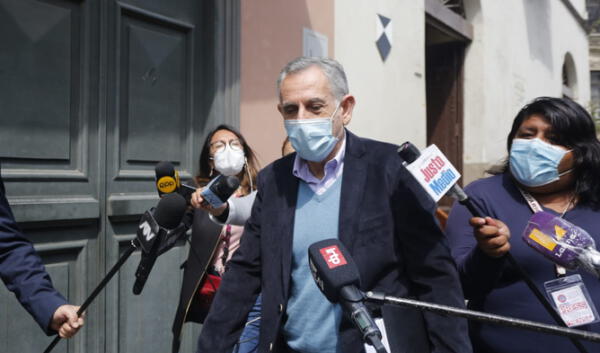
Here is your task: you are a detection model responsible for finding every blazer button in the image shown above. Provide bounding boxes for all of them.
[278,304,284,313]
[269,342,273,351]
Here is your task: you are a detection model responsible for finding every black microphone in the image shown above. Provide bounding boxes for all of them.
[154,161,197,204]
[398,141,421,167]
[155,161,180,197]
[200,174,240,208]
[133,193,187,295]
[398,141,484,217]
[308,239,387,353]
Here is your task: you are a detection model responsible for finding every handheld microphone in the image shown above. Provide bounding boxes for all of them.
[308,239,387,353]
[133,193,187,295]
[399,142,593,352]
[155,161,180,196]
[200,174,240,208]
[398,142,421,167]
[523,211,600,278]
[398,141,484,217]
[154,161,197,204]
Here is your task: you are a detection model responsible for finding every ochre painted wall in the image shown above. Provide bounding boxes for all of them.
[239,0,334,166]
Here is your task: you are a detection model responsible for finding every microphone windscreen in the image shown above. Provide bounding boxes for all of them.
[153,193,187,229]
[398,141,421,164]
[523,211,595,269]
[155,161,179,195]
[214,175,240,198]
[308,239,360,302]
[201,175,240,207]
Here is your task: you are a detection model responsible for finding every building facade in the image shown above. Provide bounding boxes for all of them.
[0,0,591,351]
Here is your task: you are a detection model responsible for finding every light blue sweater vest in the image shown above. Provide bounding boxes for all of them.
[282,178,343,353]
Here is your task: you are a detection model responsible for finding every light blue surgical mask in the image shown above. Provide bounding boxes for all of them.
[284,103,341,162]
[509,138,572,187]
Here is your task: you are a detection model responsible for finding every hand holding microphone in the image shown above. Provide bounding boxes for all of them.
[44,188,189,352]
[190,187,227,216]
[190,174,240,221]
[398,142,511,257]
[471,217,512,258]
[398,142,591,353]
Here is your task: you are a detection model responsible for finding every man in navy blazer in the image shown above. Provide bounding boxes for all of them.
[0,168,83,338]
[197,57,471,352]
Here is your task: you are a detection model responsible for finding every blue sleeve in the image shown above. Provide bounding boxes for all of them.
[445,182,507,299]
[224,190,257,226]
[0,175,67,334]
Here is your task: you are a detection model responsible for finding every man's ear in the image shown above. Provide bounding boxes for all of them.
[340,95,356,126]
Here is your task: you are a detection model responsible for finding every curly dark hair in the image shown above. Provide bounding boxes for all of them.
[196,124,259,195]
[489,97,600,209]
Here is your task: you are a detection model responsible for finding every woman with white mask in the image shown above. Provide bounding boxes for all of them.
[445,97,600,353]
[172,124,260,353]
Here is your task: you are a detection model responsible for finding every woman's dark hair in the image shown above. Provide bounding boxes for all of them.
[196,124,259,195]
[491,97,600,208]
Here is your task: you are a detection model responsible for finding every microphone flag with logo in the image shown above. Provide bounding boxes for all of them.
[308,239,387,352]
[133,192,187,295]
[154,161,198,204]
[403,144,461,202]
[155,161,180,196]
[308,239,360,302]
[523,211,600,277]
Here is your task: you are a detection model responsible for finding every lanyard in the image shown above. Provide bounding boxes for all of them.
[517,188,570,277]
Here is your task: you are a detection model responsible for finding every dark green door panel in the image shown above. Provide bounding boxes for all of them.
[0,0,239,351]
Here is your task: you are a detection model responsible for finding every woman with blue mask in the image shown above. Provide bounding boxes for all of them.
[445,97,600,353]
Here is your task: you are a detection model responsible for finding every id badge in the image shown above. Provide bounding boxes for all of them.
[544,274,599,327]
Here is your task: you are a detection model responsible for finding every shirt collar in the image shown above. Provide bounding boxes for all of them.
[292,131,346,184]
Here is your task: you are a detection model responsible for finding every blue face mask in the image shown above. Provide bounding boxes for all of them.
[284,103,341,162]
[509,138,572,187]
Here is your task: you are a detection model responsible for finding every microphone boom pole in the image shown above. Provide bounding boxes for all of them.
[44,240,139,353]
[366,291,600,344]
[44,192,188,353]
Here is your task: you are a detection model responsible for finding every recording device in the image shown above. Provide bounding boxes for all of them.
[398,141,484,217]
[133,193,188,295]
[523,211,600,278]
[308,239,387,353]
[154,161,196,204]
[200,174,240,208]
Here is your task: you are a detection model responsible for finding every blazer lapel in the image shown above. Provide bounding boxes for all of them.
[338,131,367,253]
[275,156,298,299]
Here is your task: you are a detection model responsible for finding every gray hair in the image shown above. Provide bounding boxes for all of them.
[276,57,349,101]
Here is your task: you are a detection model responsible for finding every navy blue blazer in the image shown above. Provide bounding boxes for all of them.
[0,170,66,334]
[197,131,471,353]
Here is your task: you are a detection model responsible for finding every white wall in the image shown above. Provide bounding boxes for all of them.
[334,0,428,148]
[334,0,590,182]
[462,0,590,182]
